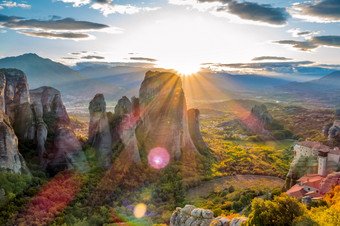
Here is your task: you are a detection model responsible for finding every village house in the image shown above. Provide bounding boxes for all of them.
[286,141,340,201]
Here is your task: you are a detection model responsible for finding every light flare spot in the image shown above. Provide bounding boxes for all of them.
[148,147,170,169]
[134,203,147,219]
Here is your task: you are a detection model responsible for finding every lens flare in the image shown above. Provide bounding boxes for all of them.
[148,147,170,169]
[134,203,147,219]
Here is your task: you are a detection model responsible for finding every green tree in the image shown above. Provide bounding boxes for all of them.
[246,194,305,226]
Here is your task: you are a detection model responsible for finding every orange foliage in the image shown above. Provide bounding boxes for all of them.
[14,171,82,225]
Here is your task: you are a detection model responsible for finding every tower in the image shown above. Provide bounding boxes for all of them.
[318,150,328,176]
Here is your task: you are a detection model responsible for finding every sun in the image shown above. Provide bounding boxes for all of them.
[174,62,201,76]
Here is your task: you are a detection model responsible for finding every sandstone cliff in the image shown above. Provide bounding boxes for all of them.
[30,87,88,174]
[88,94,113,169]
[188,108,209,151]
[0,68,88,175]
[88,94,141,167]
[138,71,198,159]
[0,69,30,174]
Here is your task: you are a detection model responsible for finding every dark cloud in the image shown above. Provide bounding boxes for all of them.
[275,35,340,51]
[81,55,105,60]
[297,31,313,36]
[19,31,90,39]
[71,52,81,55]
[274,40,318,51]
[199,0,287,25]
[62,57,78,60]
[291,0,340,22]
[130,57,157,62]
[311,35,340,47]
[0,15,109,31]
[252,56,292,61]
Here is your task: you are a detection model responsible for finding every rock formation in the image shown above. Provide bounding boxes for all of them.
[88,94,141,167]
[30,87,88,174]
[0,110,30,175]
[114,96,141,162]
[88,94,113,169]
[2,69,35,141]
[0,68,88,175]
[0,69,30,175]
[138,71,198,159]
[188,108,209,151]
[170,204,248,226]
[323,108,340,146]
[217,104,274,138]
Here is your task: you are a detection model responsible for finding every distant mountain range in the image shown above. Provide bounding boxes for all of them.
[278,71,340,92]
[1,53,339,106]
[0,54,124,102]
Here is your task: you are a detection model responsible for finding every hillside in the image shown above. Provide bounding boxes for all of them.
[278,71,340,92]
[0,54,124,102]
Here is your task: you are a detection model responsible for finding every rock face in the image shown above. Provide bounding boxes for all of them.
[88,71,208,166]
[188,108,209,151]
[0,68,88,175]
[170,205,246,226]
[30,87,88,174]
[0,69,30,175]
[250,104,273,125]
[88,94,141,167]
[324,109,340,145]
[2,69,35,141]
[138,71,198,159]
[88,94,113,169]
[0,110,30,175]
[115,96,141,162]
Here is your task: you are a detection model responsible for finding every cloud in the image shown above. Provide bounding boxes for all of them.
[290,0,340,23]
[81,55,105,59]
[0,1,31,9]
[275,35,340,51]
[18,30,92,40]
[274,40,318,51]
[288,28,321,37]
[1,16,109,31]
[311,35,340,48]
[252,56,292,61]
[170,0,288,25]
[130,57,157,62]
[57,0,160,16]
[0,13,118,40]
[217,1,288,25]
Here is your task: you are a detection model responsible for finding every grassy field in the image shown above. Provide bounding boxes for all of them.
[186,175,284,201]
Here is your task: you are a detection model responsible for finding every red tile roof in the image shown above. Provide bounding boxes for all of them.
[286,184,307,198]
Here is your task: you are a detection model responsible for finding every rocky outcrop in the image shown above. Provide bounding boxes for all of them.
[170,205,247,226]
[188,109,209,151]
[114,96,132,116]
[0,111,30,175]
[30,87,88,174]
[88,94,141,166]
[113,96,141,162]
[250,104,273,125]
[230,217,248,226]
[0,70,30,175]
[88,94,112,169]
[323,109,340,146]
[139,71,198,159]
[2,69,35,141]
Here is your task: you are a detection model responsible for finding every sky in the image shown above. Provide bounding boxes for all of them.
[0,0,340,77]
